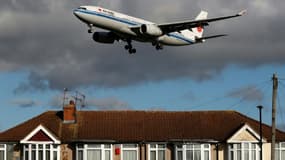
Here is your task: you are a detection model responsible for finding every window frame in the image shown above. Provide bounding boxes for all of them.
[0,144,6,160]
[175,143,211,160]
[23,143,60,160]
[228,143,259,160]
[148,144,166,160]
[121,144,139,160]
[275,142,285,160]
[76,144,113,160]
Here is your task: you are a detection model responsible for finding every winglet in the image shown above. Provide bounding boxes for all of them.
[238,10,247,16]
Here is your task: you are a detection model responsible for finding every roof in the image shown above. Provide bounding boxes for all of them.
[0,110,285,143]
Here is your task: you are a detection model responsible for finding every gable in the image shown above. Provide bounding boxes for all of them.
[28,130,53,142]
[227,124,266,143]
[20,124,60,144]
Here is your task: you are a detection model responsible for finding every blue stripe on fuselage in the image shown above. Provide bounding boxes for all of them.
[74,9,194,44]
[74,9,138,26]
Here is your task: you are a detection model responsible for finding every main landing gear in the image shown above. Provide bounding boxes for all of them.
[124,40,136,54]
[152,42,163,50]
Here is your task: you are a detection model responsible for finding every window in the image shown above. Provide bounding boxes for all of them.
[76,144,112,160]
[23,144,60,160]
[0,144,6,160]
[228,143,259,160]
[175,144,210,160]
[275,142,285,160]
[122,144,138,160]
[149,144,166,160]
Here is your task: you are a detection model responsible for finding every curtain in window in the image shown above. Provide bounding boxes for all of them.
[194,150,201,160]
[177,151,183,160]
[77,150,83,160]
[0,151,4,160]
[87,150,101,160]
[123,150,137,160]
[186,150,193,160]
[150,151,156,160]
[105,150,111,160]
[158,150,165,160]
[281,150,285,160]
[204,151,209,160]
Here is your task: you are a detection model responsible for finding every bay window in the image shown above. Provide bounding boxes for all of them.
[76,144,112,160]
[122,144,138,160]
[23,144,60,160]
[149,144,166,160]
[228,143,259,160]
[175,143,210,160]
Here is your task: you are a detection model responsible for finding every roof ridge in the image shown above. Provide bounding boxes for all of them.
[0,111,55,133]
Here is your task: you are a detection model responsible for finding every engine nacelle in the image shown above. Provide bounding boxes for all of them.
[140,24,163,37]
[93,32,116,44]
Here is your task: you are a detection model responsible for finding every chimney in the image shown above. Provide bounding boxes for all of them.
[63,100,76,123]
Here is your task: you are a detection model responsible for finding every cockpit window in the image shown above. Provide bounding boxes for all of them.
[78,7,87,10]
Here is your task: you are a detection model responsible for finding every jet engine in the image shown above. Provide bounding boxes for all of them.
[140,24,163,37]
[93,32,117,44]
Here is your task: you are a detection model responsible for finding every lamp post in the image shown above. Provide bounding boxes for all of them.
[257,105,263,160]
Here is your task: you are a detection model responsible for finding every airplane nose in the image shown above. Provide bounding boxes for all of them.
[73,9,79,17]
[73,9,82,20]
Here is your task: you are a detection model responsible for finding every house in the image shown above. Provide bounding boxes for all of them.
[0,101,285,160]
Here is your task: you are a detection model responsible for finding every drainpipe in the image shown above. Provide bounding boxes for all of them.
[215,143,219,160]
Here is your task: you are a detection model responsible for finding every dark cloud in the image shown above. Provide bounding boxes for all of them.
[10,99,41,108]
[0,0,285,92]
[227,85,264,102]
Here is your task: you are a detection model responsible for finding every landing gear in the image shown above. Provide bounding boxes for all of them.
[87,24,95,33]
[155,44,163,50]
[152,41,163,50]
[124,40,136,54]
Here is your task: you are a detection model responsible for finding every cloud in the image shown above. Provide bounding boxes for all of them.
[86,97,131,110]
[13,72,49,94]
[10,99,41,108]
[48,94,131,110]
[0,0,285,92]
[226,85,264,102]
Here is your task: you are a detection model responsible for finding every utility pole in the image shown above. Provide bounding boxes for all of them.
[257,105,263,160]
[271,73,278,160]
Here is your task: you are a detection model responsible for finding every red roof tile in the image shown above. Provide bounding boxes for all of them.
[0,110,284,143]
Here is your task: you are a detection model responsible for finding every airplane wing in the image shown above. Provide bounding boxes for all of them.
[131,10,246,34]
[158,10,246,34]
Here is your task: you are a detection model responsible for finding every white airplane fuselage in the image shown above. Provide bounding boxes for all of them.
[73,6,245,53]
[73,6,194,46]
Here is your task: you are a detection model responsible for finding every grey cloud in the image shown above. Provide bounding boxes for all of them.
[10,99,41,108]
[86,97,131,110]
[0,0,285,92]
[227,85,264,102]
[13,72,48,94]
[48,94,130,110]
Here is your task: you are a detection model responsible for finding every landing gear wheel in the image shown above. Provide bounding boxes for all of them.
[128,48,136,54]
[125,45,131,50]
[156,44,163,50]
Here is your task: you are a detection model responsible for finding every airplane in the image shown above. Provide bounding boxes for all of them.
[73,6,246,54]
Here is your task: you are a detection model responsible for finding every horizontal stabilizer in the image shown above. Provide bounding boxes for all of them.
[196,34,227,42]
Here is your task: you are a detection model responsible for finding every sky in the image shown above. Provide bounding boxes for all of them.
[1,0,285,132]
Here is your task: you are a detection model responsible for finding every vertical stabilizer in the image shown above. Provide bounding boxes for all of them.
[192,11,208,38]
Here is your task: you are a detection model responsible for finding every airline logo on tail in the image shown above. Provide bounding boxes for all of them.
[192,11,208,38]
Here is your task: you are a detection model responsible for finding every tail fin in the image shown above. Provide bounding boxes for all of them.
[192,11,208,38]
